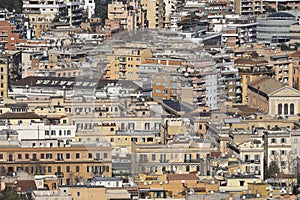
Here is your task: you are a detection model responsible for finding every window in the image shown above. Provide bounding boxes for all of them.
[76,166,80,172]
[281,150,286,155]
[87,166,93,173]
[66,153,70,159]
[160,154,166,162]
[18,154,22,159]
[152,154,156,161]
[240,181,245,186]
[128,123,135,130]
[254,154,260,161]
[145,123,150,130]
[271,138,276,144]
[284,103,288,115]
[66,166,70,172]
[96,153,100,160]
[25,154,29,159]
[88,153,92,158]
[186,165,190,172]
[278,103,282,115]
[45,130,49,135]
[77,192,80,198]
[104,153,108,159]
[0,154,3,159]
[154,123,160,130]
[244,154,250,162]
[281,138,286,144]
[294,138,298,144]
[76,153,80,159]
[281,161,286,167]
[51,130,56,136]
[290,103,294,115]
[48,166,52,173]
[271,150,276,155]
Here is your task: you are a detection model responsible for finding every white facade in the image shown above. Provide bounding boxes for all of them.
[83,0,95,19]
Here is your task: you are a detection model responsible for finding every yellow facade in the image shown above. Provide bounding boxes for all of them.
[0,59,8,101]
[105,48,152,80]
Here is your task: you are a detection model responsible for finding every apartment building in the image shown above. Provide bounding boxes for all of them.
[290,51,300,90]
[0,20,26,51]
[0,142,112,185]
[65,0,84,27]
[107,0,145,31]
[228,138,264,180]
[23,0,83,37]
[141,0,165,28]
[135,173,218,199]
[220,64,242,104]
[257,12,297,44]
[264,130,293,175]
[23,0,68,38]
[234,58,274,104]
[234,0,265,15]
[104,47,152,80]
[269,54,293,87]
[139,57,181,102]
[132,139,212,175]
[221,16,257,48]
[0,57,8,101]
[82,0,95,19]
[263,0,300,11]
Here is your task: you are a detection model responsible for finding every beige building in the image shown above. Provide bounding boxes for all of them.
[104,47,152,80]
[290,51,300,90]
[234,0,265,15]
[132,139,212,175]
[264,130,293,174]
[229,139,264,180]
[0,144,112,186]
[247,76,300,116]
[107,0,145,30]
[234,58,274,104]
[61,185,132,200]
[269,54,293,87]
[141,0,165,28]
[0,57,8,101]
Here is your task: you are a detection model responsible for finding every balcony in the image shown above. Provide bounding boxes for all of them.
[119,57,126,63]
[184,159,201,163]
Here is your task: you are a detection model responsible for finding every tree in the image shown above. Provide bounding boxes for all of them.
[265,160,280,179]
[0,186,27,200]
[0,0,23,13]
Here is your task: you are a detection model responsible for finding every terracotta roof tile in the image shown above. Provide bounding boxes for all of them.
[248,76,285,95]
[167,174,197,181]
[0,112,41,119]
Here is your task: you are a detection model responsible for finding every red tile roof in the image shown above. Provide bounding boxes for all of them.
[167,174,197,181]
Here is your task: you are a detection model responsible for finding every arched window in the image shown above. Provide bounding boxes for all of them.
[278,103,282,115]
[284,103,288,115]
[290,103,295,115]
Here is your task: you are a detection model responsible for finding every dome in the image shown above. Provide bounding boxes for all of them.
[268,12,295,18]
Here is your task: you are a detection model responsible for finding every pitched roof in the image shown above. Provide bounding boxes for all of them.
[6,180,37,193]
[167,174,197,181]
[248,76,286,95]
[0,112,41,119]
[290,51,300,58]
[234,58,268,66]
